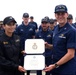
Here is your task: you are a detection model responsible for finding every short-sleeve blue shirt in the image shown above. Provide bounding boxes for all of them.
[15,22,35,50]
[35,29,53,57]
[52,22,76,74]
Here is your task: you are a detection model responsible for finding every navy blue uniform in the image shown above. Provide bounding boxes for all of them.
[29,21,38,31]
[72,23,76,28]
[0,33,22,75]
[0,29,4,36]
[35,29,53,75]
[38,25,42,30]
[15,22,35,50]
[52,23,76,75]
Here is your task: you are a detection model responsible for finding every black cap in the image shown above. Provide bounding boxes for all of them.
[30,16,34,19]
[49,19,54,24]
[44,16,49,20]
[3,16,16,25]
[41,18,49,23]
[23,13,29,18]
[54,4,68,13]
[67,14,73,19]
[44,16,50,23]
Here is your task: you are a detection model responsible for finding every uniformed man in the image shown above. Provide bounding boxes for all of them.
[53,19,57,26]
[15,13,35,75]
[38,16,50,31]
[0,21,4,35]
[49,18,55,32]
[35,18,53,75]
[29,16,38,32]
[0,16,26,75]
[44,4,76,75]
[67,14,76,28]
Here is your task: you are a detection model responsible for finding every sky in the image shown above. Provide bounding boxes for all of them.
[0,0,76,25]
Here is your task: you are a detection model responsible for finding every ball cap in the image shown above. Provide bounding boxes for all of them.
[49,19,54,24]
[67,14,73,19]
[30,16,34,19]
[23,13,29,18]
[41,18,49,23]
[54,4,68,13]
[3,16,16,25]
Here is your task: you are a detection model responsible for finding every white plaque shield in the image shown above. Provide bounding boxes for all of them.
[25,39,45,54]
[24,55,45,70]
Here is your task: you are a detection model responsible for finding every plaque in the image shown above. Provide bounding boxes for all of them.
[24,55,45,70]
[25,39,45,54]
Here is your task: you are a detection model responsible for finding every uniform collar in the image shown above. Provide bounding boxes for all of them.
[3,32,14,39]
[22,21,29,26]
[54,22,69,36]
[58,22,68,27]
[57,22,69,30]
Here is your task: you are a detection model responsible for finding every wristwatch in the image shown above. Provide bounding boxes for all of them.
[54,63,59,68]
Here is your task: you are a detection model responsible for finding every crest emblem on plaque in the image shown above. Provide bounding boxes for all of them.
[32,43,37,50]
